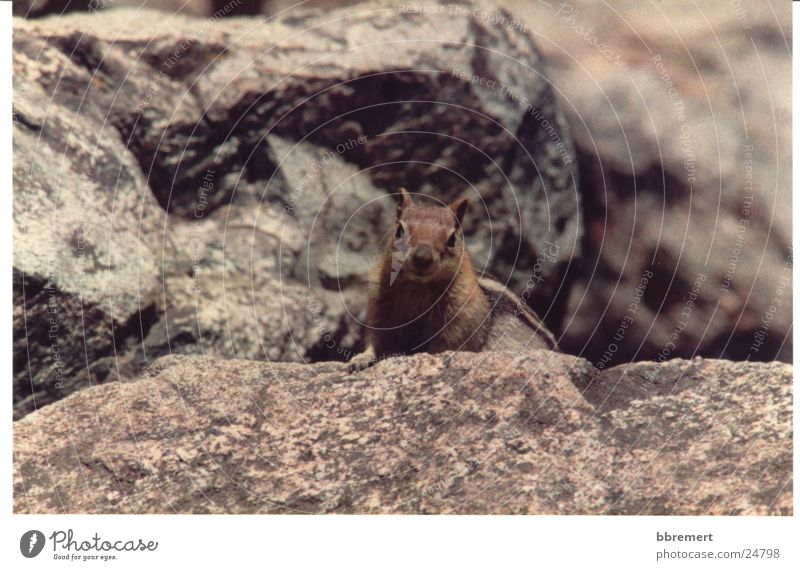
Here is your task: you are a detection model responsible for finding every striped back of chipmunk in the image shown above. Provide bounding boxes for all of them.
[477,276,560,352]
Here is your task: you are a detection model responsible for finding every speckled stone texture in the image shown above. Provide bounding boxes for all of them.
[14,351,791,514]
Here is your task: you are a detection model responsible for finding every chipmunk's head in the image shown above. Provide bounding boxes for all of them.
[389,188,469,283]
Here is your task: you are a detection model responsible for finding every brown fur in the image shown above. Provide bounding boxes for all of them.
[349,188,557,370]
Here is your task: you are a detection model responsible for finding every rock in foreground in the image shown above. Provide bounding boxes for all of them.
[14,352,791,515]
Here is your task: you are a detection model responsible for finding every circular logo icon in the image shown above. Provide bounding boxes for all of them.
[20,530,45,558]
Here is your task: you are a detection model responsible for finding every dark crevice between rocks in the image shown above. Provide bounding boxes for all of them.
[268,72,495,197]
[122,70,495,218]
[553,157,608,362]
[14,0,262,20]
[642,246,693,312]
[144,39,231,84]
[491,230,574,335]
[121,105,281,216]
[305,315,363,364]
[562,140,793,367]
[12,110,43,131]
[47,31,109,78]
[108,301,161,368]
[12,268,161,419]
[208,0,263,16]
[559,148,688,365]
[706,330,789,363]
[128,307,208,373]
[12,271,55,405]
[13,0,90,19]
[58,298,161,398]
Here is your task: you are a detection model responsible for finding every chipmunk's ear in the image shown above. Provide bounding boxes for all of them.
[396,187,413,217]
[450,197,469,227]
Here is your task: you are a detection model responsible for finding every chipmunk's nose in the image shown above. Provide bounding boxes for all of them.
[410,244,434,272]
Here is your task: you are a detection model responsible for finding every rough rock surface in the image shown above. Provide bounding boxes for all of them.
[13,1,580,417]
[12,42,165,419]
[14,352,792,515]
[497,0,792,366]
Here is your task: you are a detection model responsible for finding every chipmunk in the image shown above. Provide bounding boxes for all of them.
[348,188,558,372]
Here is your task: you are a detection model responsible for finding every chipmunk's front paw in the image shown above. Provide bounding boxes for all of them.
[347,352,377,374]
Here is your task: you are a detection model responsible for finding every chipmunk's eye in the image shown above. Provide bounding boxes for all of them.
[395,223,404,239]
[446,232,457,248]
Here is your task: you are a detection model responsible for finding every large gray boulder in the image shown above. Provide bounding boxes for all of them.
[496,0,792,366]
[12,40,165,418]
[13,352,791,514]
[13,1,581,417]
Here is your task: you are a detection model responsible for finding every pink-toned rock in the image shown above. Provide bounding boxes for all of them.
[14,352,791,514]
